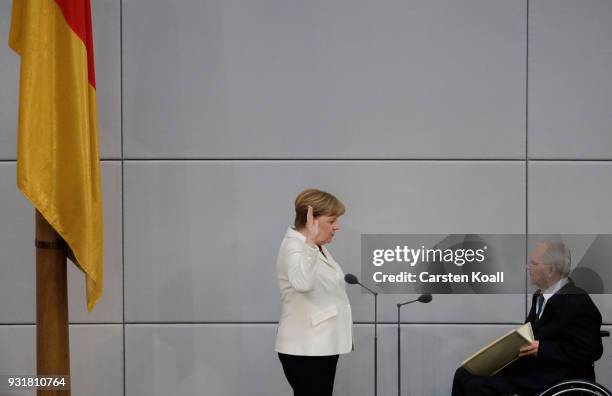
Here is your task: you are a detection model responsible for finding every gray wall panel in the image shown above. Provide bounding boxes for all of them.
[125,324,291,396]
[529,162,612,323]
[125,323,394,396]
[0,163,37,324]
[0,325,123,396]
[0,326,35,396]
[379,294,524,325]
[124,161,525,323]
[91,0,122,159]
[396,324,516,396]
[0,162,123,323]
[69,325,124,396]
[0,0,19,160]
[0,0,121,160]
[122,0,525,159]
[529,162,612,234]
[529,0,612,159]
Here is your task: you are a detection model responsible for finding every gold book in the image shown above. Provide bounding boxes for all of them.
[461,323,534,376]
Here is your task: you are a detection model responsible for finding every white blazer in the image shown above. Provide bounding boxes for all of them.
[275,227,354,356]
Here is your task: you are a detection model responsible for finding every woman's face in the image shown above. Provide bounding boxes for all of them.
[315,214,341,245]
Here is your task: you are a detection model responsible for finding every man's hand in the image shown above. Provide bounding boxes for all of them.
[518,341,539,357]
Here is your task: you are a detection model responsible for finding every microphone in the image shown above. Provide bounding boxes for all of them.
[344,273,378,296]
[418,293,433,303]
[344,273,359,284]
[397,293,432,307]
[397,294,433,396]
[344,273,378,396]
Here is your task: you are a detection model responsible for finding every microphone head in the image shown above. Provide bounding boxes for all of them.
[344,273,359,285]
[418,293,433,303]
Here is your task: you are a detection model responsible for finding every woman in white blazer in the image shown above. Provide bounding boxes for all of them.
[275,188,353,396]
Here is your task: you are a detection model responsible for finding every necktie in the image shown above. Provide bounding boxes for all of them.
[536,294,545,320]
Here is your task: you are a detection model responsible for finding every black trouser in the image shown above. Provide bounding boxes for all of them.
[278,353,339,396]
[452,367,527,396]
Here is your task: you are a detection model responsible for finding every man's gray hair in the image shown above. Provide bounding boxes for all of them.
[539,240,572,277]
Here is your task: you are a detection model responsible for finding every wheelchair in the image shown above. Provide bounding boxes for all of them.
[534,330,611,396]
[536,379,611,396]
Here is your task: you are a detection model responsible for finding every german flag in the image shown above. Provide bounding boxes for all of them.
[9,0,104,311]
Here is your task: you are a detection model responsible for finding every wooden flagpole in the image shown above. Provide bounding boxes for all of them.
[35,210,71,395]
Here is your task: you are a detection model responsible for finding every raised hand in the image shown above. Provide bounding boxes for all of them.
[305,205,319,247]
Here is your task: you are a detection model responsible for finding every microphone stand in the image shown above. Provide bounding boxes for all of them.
[362,283,378,396]
[346,275,378,396]
[396,295,432,396]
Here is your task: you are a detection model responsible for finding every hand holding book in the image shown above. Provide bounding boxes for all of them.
[518,340,539,357]
[462,323,535,376]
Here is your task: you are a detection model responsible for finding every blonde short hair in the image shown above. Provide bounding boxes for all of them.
[294,189,345,229]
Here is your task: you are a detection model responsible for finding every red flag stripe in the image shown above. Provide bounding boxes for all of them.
[54,0,96,88]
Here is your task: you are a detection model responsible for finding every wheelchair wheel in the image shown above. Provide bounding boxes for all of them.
[537,379,612,396]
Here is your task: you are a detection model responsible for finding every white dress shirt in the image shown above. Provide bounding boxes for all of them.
[536,277,569,318]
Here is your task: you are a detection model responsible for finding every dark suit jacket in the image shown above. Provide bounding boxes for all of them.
[498,278,603,392]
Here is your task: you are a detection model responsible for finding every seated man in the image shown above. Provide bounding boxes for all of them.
[452,240,603,396]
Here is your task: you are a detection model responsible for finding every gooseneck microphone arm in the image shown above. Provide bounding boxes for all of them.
[397,298,419,308]
[356,282,378,296]
[344,273,378,396]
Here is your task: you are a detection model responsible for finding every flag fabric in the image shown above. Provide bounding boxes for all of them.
[9,0,104,311]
